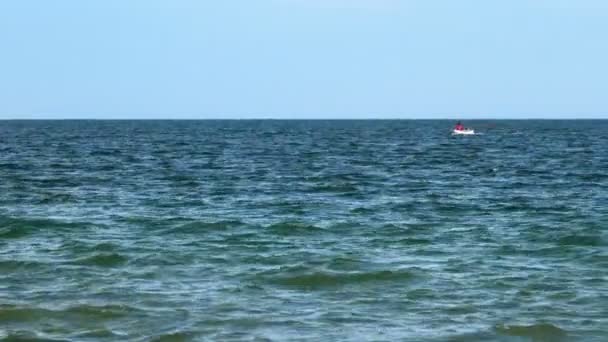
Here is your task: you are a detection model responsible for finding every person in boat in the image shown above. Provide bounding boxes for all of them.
[454,121,465,131]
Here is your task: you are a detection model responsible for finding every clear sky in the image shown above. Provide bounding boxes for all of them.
[1,0,607,119]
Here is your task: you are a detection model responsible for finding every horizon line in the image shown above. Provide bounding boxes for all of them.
[1,117,607,121]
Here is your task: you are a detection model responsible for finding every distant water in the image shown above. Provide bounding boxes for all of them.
[0,120,607,341]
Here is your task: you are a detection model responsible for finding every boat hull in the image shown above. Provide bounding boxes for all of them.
[452,129,475,135]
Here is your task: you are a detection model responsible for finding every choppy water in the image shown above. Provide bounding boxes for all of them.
[0,120,607,342]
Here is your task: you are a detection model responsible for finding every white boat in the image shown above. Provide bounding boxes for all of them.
[452,129,475,135]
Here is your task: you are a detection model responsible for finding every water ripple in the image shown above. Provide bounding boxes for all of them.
[0,120,607,341]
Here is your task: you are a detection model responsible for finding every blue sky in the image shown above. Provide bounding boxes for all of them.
[1,0,607,119]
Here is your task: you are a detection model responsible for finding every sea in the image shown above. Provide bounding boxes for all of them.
[0,120,606,342]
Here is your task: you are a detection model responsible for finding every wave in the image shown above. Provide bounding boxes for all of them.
[60,241,120,256]
[116,216,186,228]
[350,206,375,214]
[0,332,70,342]
[164,220,245,234]
[72,253,127,267]
[0,306,52,324]
[88,149,121,157]
[63,304,136,319]
[265,221,322,235]
[0,303,138,324]
[149,331,199,342]
[495,323,567,341]
[19,177,80,188]
[394,237,432,245]
[323,256,365,272]
[0,260,46,272]
[0,217,90,239]
[309,183,359,193]
[272,269,416,289]
[557,234,603,247]
[72,329,123,339]
[34,193,75,205]
[91,242,119,252]
[578,172,608,182]
[0,162,27,170]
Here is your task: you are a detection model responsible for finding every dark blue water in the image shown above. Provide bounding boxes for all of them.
[0,120,607,341]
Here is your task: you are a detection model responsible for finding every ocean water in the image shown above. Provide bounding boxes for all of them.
[0,120,607,342]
